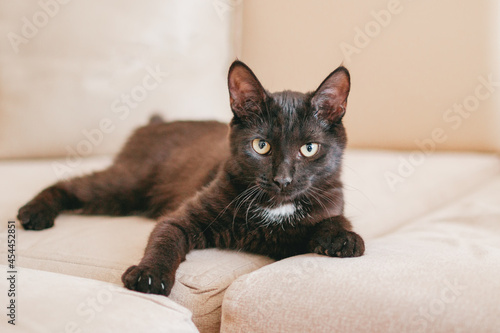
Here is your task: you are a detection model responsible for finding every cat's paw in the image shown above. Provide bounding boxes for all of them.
[17,200,57,230]
[121,264,175,296]
[312,230,365,258]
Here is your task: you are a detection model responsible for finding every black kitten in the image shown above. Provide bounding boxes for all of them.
[18,60,365,296]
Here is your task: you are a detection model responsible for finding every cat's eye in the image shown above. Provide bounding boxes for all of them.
[300,143,319,157]
[252,139,271,155]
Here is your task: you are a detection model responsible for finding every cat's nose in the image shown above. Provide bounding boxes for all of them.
[273,176,292,189]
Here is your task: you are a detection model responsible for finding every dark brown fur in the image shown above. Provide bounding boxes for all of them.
[18,61,364,296]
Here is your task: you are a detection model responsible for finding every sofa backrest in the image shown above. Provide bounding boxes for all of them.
[241,0,500,152]
[0,0,241,159]
[1,1,498,159]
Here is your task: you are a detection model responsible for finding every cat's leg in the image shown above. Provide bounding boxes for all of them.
[121,182,233,296]
[308,215,365,257]
[17,166,150,230]
[121,216,205,296]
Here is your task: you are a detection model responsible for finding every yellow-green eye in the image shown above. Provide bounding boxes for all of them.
[300,143,319,157]
[252,139,271,155]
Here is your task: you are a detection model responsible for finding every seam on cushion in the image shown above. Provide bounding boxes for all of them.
[205,286,227,300]
[175,261,261,295]
[374,168,500,239]
[192,305,221,319]
[178,280,219,295]
[177,258,272,281]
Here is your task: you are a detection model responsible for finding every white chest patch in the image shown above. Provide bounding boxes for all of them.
[263,203,297,218]
[255,202,305,227]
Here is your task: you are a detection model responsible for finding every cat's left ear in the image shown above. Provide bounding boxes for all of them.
[311,66,351,124]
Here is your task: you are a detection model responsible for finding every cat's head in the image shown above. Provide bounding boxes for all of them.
[226,60,350,207]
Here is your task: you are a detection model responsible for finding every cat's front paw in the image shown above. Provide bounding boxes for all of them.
[312,230,365,258]
[17,200,57,230]
[121,264,175,296]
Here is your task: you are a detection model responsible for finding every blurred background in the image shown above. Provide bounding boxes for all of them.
[0,0,499,159]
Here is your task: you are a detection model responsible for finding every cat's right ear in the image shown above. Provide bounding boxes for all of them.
[228,60,267,120]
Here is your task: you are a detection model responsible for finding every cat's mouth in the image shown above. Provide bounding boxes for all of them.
[256,180,307,206]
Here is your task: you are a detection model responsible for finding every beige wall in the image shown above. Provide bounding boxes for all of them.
[241,0,500,152]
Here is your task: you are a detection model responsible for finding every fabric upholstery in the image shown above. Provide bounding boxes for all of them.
[343,150,500,239]
[221,172,500,332]
[0,265,198,332]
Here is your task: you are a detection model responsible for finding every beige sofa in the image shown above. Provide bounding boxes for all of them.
[1,1,500,332]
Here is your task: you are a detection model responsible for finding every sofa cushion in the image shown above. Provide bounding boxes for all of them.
[0,265,198,332]
[13,218,271,333]
[343,150,500,238]
[221,171,500,332]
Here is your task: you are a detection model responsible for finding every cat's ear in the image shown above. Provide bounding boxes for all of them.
[311,66,351,124]
[228,60,267,120]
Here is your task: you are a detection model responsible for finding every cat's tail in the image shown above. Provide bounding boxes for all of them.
[149,113,165,124]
